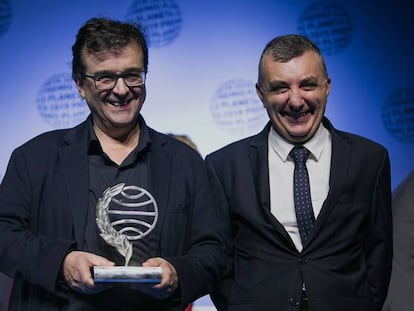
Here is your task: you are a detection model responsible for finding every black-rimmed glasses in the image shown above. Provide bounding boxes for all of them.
[83,71,146,90]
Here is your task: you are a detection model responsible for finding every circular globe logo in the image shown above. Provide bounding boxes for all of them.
[210,79,267,136]
[0,0,12,37]
[36,73,89,128]
[297,1,353,55]
[125,0,182,48]
[382,87,414,143]
[109,185,158,241]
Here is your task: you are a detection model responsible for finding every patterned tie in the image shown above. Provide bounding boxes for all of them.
[290,146,315,243]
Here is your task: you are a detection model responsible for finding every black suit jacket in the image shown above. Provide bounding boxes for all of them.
[0,116,225,311]
[206,118,392,311]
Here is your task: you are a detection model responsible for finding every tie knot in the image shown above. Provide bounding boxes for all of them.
[289,146,310,164]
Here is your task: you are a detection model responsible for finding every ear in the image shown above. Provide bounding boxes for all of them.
[74,75,86,98]
[256,83,267,108]
[325,78,332,97]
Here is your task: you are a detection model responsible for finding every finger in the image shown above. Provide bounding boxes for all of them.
[142,258,178,291]
[63,252,113,292]
[142,257,163,267]
[154,262,177,290]
[87,253,115,267]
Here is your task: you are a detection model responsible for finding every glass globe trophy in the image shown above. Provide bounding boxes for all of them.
[93,183,161,284]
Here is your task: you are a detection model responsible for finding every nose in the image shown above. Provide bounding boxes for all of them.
[287,87,304,109]
[112,77,129,95]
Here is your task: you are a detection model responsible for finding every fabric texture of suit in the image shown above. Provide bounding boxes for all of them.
[382,170,414,311]
[206,118,392,311]
[0,116,225,311]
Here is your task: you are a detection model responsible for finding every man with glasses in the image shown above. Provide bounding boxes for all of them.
[0,17,225,310]
[206,34,392,311]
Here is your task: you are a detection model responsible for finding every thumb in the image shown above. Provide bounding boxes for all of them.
[142,257,163,267]
[91,254,115,266]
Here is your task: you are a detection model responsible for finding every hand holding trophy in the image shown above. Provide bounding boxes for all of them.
[93,183,161,284]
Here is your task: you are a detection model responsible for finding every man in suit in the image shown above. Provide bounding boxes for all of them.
[0,17,224,310]
[206,34,392,311]
[382,170,414,311]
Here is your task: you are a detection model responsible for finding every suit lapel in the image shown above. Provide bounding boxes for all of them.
[146,132,170,257]
[59,121,90,248]
[304,119,351,248]
[249,123,296,248]
[249,127,270,213]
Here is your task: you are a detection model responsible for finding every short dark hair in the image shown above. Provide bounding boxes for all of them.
[72,17,148,81]
[258,34,328,82]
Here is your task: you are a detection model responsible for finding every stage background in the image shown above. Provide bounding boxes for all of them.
[0,0,413,310]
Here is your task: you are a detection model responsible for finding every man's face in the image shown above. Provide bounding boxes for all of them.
[75,42,146,133]
[256,51,331,143]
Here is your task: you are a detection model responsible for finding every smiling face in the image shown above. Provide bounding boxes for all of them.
[75,42,146,136]
[256,50,331,144]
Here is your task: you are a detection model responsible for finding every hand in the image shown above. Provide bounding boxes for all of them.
[62,251,114,294]
[130,257,179,300]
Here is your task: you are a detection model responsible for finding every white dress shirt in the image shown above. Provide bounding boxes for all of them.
[268,124,332,252]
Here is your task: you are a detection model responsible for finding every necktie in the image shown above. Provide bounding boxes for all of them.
[290,146,315,243]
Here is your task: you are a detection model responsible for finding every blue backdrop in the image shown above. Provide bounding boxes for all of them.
[0,0,413,309]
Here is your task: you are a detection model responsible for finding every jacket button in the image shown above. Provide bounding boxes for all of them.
[289,297,299,306]
[298,257,308,265]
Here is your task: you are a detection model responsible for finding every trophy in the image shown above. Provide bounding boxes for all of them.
[93,183,161,284]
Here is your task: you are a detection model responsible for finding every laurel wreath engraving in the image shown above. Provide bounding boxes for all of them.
[96,183,133,266]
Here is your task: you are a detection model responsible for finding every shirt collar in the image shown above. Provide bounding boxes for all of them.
[268,123,331,162]
[87,114,152,156]
[136,114,151,153]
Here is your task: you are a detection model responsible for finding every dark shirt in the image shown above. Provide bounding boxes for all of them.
[67,117,171,311]
[85,117,153,266]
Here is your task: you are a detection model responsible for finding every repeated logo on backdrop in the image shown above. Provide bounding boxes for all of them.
[0,0,12,37]
[297,1,353,55]
[35,0,183,128]
[125,0,182,48]
[28,0,413,148]
[210,79,267,137]
[209,1,354,137]
[382,88,414,143]
[36,73,89,128]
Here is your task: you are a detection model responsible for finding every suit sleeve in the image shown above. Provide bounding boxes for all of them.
[0,148,72,296]
[166,154,227,308]
[365,149,393,307]
[204,155,235,311]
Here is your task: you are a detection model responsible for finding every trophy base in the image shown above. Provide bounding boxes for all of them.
[93,266,162,284]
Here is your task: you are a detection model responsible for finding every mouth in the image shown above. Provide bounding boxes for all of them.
[281,111,309,120]
[107,99,131,107]
[110,102,127,107]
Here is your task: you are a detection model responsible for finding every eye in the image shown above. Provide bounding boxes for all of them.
[300,83,318,91]
[95,74,116,84]
[273,86,290,94]
[265,84,290,95]
[123,73,142,83]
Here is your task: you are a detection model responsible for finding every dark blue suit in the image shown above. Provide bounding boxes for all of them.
[0,116,225,310]
[206,118,392,311]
